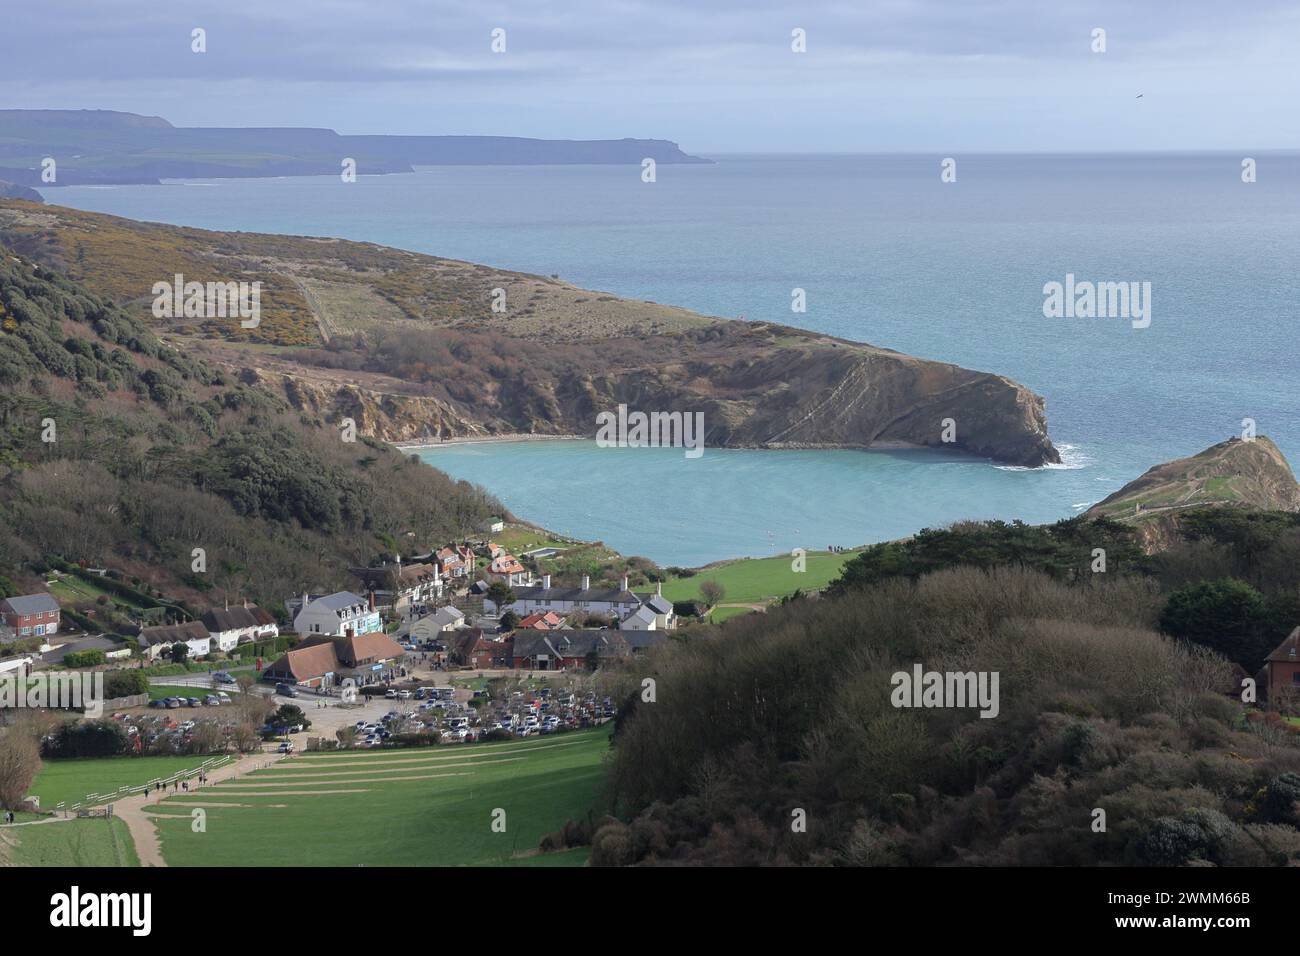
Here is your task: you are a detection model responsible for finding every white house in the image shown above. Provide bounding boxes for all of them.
[293,591,382,638]
[201,604,279,652]
[490,576,675,630]
[139,621,212,660]
[620,606,658,630]
[410,606,466,644]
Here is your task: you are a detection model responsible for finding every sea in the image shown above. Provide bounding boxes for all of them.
[45,152,1300,566]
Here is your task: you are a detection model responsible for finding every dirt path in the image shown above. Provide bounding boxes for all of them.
[113,750,287,867]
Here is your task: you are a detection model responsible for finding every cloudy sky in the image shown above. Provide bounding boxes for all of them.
[3,0,1296,152]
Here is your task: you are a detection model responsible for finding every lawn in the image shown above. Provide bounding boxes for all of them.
[661,549,860,606]
[0,817,139,867]
[494,526,574,556]
[150,727,612,866]
[45,572,148,612]
[708,605,759,624]
[31,754,233,808]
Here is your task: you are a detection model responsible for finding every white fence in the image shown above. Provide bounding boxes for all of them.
[76,754,234,809]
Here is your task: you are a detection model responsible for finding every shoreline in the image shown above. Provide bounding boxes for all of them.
[396,433,588,451]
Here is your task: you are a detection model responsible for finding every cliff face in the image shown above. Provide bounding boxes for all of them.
[1086,436,1300,551]
[0,199,1060,466]
[0,181,42,202]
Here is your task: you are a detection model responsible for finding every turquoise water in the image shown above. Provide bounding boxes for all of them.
[46,154,1300,565]
[417,440,1100,566]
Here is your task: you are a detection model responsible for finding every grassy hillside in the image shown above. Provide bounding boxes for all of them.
[661,550,860,605]
[0,817,138,867]
[146,728,611,866]
[0,200,1061,466]
[0,247,502,609]
[1087,436,1300,519]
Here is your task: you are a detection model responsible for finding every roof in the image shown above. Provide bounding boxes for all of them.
[431,606,465,628]
[40,635,129,663]
[622,606,657,627]
[512,629,630,660]
[1265,626,1300,663]
[335,631,406,666]
[518,611,564,630]
[139,621,210,647]
[509,585,641,605]
[643,594,673,614]
[201,606,266,633]
[491,555,526,575]
[2,592,60,616]
[307,591,368,614]
[266,642,341,682]
[351,563,440,589]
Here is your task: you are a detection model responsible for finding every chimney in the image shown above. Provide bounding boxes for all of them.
[301,591,309,612]
[656,582,662,596]
[581,575,590,590]
[346,627,355,639]
[621,575,629,592]
[368,590,376,612]
[542,574,551,589]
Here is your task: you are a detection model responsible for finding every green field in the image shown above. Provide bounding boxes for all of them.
[708,606,759,624]
[0,817,139,867]
[661,549,860,606]
[149,727,612,866]
[31,754,233,808]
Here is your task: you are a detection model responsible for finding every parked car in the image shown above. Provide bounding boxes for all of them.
[212,672,236,684]
[275,683,299,698]
[165,698,182,709]
[277,741,294,754]
[149,699,165,709]
[217,692,232,704]
[385,688,398,699]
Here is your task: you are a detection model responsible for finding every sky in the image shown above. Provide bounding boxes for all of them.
[2,0,1297,153]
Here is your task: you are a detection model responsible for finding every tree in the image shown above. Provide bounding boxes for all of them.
[0,724,41,809]
[1159,578,1273,669]
[487,581,515,609]
[169,641,189,665]
[274,704,311,732]
[699,580,725,608]
[499,610,520,631]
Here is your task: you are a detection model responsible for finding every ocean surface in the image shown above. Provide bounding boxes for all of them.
[46,153,1300,566]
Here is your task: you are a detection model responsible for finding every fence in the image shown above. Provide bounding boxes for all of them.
[74,754,235,810]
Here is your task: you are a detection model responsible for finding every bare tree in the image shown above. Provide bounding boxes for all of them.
[699,580,725,608]
[0,724,41,810]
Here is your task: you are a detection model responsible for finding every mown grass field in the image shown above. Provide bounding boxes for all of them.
[661,549,860,606]
[31,754,232,808]
[0,817,139,867]
[148,727,611,866]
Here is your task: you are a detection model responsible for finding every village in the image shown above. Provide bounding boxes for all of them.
[0,520,678,748]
